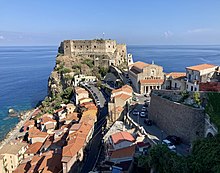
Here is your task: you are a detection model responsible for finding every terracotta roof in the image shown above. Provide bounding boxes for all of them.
[42,113,53,118]
[186,64,217,71]
[41,117,56,124]
[80,102,95,107]
[115,106,124,113]
[75,87,88,94]
[111,131,135,145]
[23,120,35,128]
[65,112,79,121]
[110,145,136,159]
[114,93,132,101]
[131,61,149,69]
[62,136,85,157]
[70,123,81,132]
[80,116,95,125]
[140,79,164,84]
[112,85,133,94]
[166,72,186,79]
[29,127,48,138]
[54,108,65,113]
[25,142,43,154]
[13,162,31,173]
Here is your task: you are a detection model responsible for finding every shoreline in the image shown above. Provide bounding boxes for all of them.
[0,108,37,149]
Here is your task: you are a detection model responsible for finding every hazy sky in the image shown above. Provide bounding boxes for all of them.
[1,0,220,46]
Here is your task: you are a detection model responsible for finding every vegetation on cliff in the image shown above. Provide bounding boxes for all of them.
[137,135,220,173]
[206,92,220,131]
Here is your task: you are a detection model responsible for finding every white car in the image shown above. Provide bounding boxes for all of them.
[140,112,146,117]
[142,106,147,111]
[162,139,176,151]
[133,111,139,116]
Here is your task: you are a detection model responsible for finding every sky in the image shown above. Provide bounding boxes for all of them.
[0,0,220,46]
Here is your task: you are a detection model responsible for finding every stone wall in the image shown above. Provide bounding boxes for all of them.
[59,39,127,68]
[149,92,206,144]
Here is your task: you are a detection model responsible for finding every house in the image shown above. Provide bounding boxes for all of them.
[40,116,57,133]
[28,127,48,144]
[164,72,186,90]
[73,87,89,105]
[24,142,43,158]
[14,151,62,173]
[81,108,98,122]
[54,107,66,120]
[186,63,219,91]
[108,85,132,123]
[78,98,93,105]
[109,145,136,163]
[23,120,35,132]
[0,141,28,173]
[129,61,165,94]
[108,131,135,150]
[64,112,79,125]
[66,103,76,114]
[73,74,96,86]
[68,122,94,143]
[62,135,86,173]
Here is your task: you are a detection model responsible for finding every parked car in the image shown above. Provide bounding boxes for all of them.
[144,119,152,126]
[162,139,176,151]
[142,106,147,111]
[140,111,146,117]
[133,110,139,116]
[165,135,181,145]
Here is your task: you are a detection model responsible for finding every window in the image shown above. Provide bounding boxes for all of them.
[108,46,110,48]
[94,46,96,48]
[187,85,188,89]
[11,165,13,169]
[194,87,197,91]
[80,46,82,48]
[175,83,177,88]
[191,86,193,91]
[151,69,155,76]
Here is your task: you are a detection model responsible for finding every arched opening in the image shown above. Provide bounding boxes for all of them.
[207,132,214,138]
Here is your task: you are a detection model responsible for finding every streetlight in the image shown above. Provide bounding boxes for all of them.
[161,130,164,144]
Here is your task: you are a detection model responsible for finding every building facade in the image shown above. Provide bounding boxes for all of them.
[164,72,186,91]
[129,61,165,94]
[59,39,128,68]
[186,64,219,91]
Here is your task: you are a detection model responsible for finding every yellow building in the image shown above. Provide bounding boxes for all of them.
[0,141,28,173]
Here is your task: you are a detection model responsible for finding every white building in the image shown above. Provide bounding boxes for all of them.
[186,64,218,91]
[73,74,96,86]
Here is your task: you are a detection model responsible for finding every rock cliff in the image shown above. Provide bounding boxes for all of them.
[48,53,94,97]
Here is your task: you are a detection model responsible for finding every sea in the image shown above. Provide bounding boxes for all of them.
[0,45,220,141]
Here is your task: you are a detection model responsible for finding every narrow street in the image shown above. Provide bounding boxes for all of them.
[79,83,108,173]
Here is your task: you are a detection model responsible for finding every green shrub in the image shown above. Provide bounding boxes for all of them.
[82,59,94,68]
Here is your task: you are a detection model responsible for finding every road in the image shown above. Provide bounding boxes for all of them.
[79,83,108,173]
[129,103,189,156]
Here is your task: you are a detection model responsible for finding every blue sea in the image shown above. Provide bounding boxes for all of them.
[0,45,220,140]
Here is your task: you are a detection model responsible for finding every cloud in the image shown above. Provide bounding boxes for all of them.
[0,35,4,40]
[187,28,212,33]
[163,31,173,38]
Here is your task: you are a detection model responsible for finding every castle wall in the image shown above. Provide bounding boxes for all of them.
[61,39,127,67]
[149,93,205,144]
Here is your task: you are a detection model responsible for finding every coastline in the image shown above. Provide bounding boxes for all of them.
[0,108,38,149]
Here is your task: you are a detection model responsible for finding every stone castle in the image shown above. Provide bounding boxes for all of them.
[59,39,128,68]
